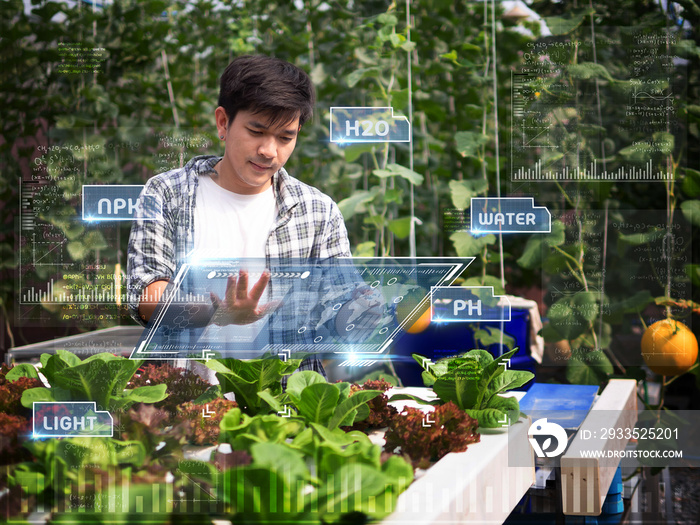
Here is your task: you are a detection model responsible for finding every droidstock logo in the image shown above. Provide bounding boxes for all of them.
[528,418,567,458]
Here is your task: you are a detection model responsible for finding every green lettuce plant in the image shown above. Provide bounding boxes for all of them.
[204,357,302,415]
[390,349,534,428]
[264,371,382,430]
[190,406,414,523]
[180,440,412,524]
[9,436,146,505]
[20,351,167,412]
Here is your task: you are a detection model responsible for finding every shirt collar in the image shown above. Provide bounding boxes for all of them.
[190,155,299,217]
[272,167,299,218]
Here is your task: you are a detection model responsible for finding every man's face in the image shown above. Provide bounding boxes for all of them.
[216,107,300,194]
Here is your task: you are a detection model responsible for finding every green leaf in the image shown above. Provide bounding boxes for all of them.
[56,350,82,367]
[469,395,520,427]
[681,200,700,227]
[389,89,410,112]
[381,454,414,494]
[686,264,700,286]
[346,67,379,88]
[121,384,168,405]
[544,8,595,35]
[337,188,380,220]
[312,463,389,519]
[387,392,441,406]
[546,293,599,341]
[473,326,516,350]
[193,384,222,404]
[309,422,370,447]
[208,358,300,415]
[683,168,700,197]
[52,359,113,410]
[566,350,613,385]
[296,383,340,426]
[6,363,39,381]
[41,353,71,385]
[433,360,482,409]
[415,353,451,379]
[222,467,296,519]
[388,217,412,238]
[286,370,328,402]
[652,132,675,155]
[384,188,404,204]
[21,387,56,408]
[449,179,489,209]
[463,276,506,296]
[250,442,309,483]
[113,440,146,466]
[257,390,285,413]
[9,465,47,495]
[387,163,424,185]
[455,131,488,158]
[328,390,382,430]
[342,143,374,162]
[66,241,86,260]
[604,290,654,323]
[465,407,509,428]
[450,232,496,257]
[516,221,566,268]
[377,13,398,26]
[567,62,614,81]
[490,370,535,396]
[616,229,665,255]
[353,241,376,257]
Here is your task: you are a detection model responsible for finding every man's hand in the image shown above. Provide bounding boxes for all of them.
[210,269,280,325]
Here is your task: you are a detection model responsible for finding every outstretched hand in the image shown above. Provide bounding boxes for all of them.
[210,269,280,325]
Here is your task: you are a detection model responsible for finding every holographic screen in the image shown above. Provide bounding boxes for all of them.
[131,257,473,361]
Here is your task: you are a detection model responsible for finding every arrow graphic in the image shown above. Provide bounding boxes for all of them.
[202,405,215,418]
[422,413,435,427]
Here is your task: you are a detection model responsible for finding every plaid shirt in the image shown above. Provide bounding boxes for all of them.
[127,155,351,377]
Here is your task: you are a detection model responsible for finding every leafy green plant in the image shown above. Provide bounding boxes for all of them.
[275,371,383,430]
[181,439,412,524]
[204,357,302,416]
[197,404,414,523]
[391,349,534,428]
[20,351,167,412]
[9,436,146,505]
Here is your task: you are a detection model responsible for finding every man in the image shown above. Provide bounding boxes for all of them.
[127,54,351,377]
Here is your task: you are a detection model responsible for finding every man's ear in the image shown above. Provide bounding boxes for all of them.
[215,106,229,132]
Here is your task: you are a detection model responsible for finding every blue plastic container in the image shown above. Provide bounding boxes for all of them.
[391,307,536,387]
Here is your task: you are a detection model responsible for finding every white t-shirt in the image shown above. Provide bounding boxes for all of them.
[185,173,277,387]
[193,173,277,258]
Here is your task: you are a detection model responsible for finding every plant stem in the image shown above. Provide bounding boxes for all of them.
[663,363,699,387]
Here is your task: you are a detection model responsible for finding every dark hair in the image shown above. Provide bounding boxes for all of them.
[218,55,315,128]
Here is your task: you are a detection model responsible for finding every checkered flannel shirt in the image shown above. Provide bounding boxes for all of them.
[127,155,351,377]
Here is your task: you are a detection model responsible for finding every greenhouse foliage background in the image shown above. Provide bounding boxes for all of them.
[0,0,699,384]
